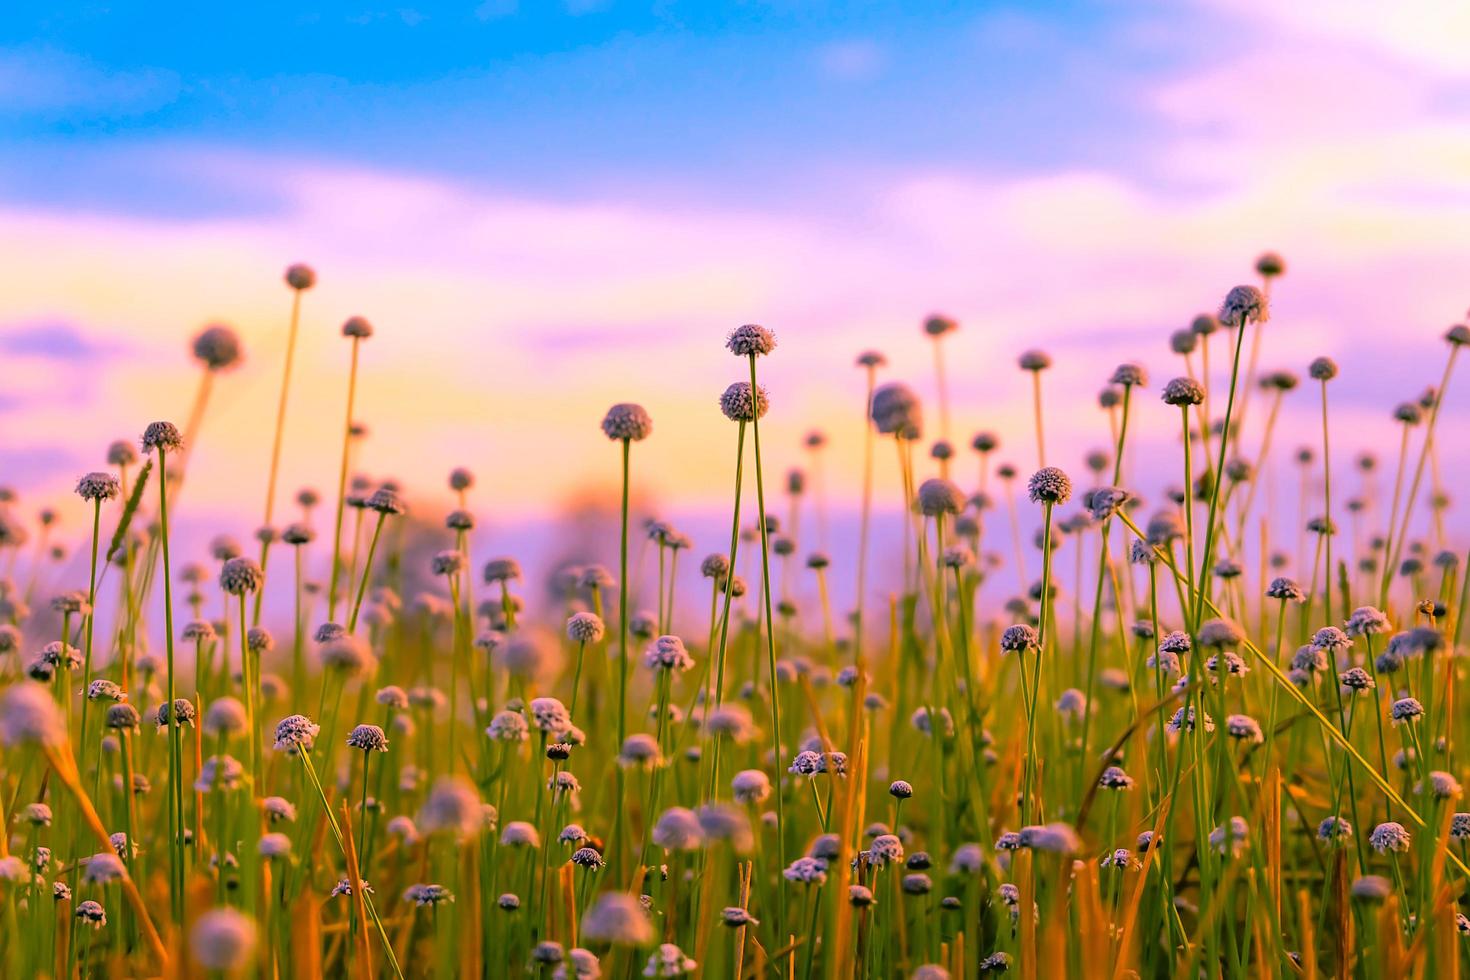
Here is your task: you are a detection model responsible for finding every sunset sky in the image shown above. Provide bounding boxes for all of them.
[2,1,1469,587]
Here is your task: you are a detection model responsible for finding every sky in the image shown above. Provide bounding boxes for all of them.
[2,0,1470,603]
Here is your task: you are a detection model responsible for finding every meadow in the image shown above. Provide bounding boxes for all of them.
[2,254,1469,978]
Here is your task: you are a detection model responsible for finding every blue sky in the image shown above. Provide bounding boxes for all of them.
[0,2,1199,216]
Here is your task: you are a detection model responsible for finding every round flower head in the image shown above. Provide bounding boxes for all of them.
[719,381,770,422]
[1368,821,1411,854]
[155,698,197,730]
[1000,623,1039,653]
[601,403,653,442]
[1099,765,1134,790]
[202,696,248,737]
[320,635,375,676]
[366,487,405,515]
[731,769,771,804]
[486,710,529,742]
[644,635,694,672]
[75,900,106,928]
[404,883,454,907]
[1110,363,1148,387]
[192,324,243,372]
[82,851,126,885]
[916,478,964,517]
[483,557,522,583]
[855,349,887,369]
[1161,377,1205,407]
[107,439,138,466]
[219,556,264,596]
[341,316,373,339]
[581,892,655,946]
[1418,770,1463,800]
[1255,251,1285,278]
[1317,815,1353,846]
[0,683,65,746]
[285,263,316,290]
[140,421,183,453]
[643,942,697,977]
[1167,706,1214,734]
[1266,577,1305,602]
[1209,816,1250,856]
[651,807,705,851]
[1218,285,1268,327]
[1350,875,1392,902]
[726,323,776,357]
[530,696,571,732]
[1169,329,1199,355]
[1308,356,1338,381]
[273,714,319,752]
[566,612,606,644]
[431,550,465,577]
[1391,697,1425,725]
[263,796,297,823]
[76,471,121,502]
[419,777,486,838]
[1197,617,1245,649]
[1018,349,1051,371]
[917,313,957,338]
[1026,467,1072,505]
[346,723,388,752]
[1019,822,1082,855]
[870,382,922,436]
[189,905,258,975]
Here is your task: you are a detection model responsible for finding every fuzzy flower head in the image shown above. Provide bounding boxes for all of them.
[1390,697,1425,725]
[140,421,183,453]
[726,323,776,357]
[582,893,655,946]
[192,324,244,372]
[219,556,264,596]
[916,478,965,517]
[601,404,653,442]
[644,635,694,672]
[1026,467,1072,505]
[76,472,121,502]
[1219,285,1268,327]
[272,714,319,752]
[0,683,65,746]
[718,382,770,422]
[1368,821,1411,854]
[1162,377,1205,407]
[346,723,388,753]
[870,382,922,436]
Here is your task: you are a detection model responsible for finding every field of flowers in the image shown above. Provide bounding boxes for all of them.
[2,254,1468,978]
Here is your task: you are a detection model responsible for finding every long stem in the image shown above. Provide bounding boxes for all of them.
[328,336,361,620]
[156,445,186,926]
[254,287,305,625]
[747,352,788,943]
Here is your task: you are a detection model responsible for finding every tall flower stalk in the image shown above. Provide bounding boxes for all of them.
[328,317,373,621]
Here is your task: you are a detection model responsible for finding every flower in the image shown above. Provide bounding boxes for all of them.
[643,942,697,977]
[999,624,1039,653]
[1111,363,1148,387]
[1350,875,1392,902]
[419,777,485,838]
[272,714,320,752]
[75,900,107,928]
[1225,714,1264,743]
[1417,770,1463,800]
[870,383,922,436]
[192,324,244,371]
[140,421,184,453]
[1209,816,1249,856]
[82,851,126,885]
[644,635,694,672]
[346,724,389,752]
[1266,577,1306,602]
[1026,467,1072,505]
[1219,285,1268,326]
[1162,378,1204,407]
[1317,816,1353,847]
[404,883,455,907]
[718,382,770,422]
[732,769,771,804]
[651,808,704,851]
[1098,765,1134,790]
[1390,697,1425,725]
[219,556,264,595]
[726,323,776,357]
[76,472,121,502]
[601,404,653,441]
[581,893,655,946]
[566,612,605,644]
[0,683,65,746]
[500,821,542,848]
[916,478,965,517]
[341,316,373,339]
[1368,822,1411,854]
